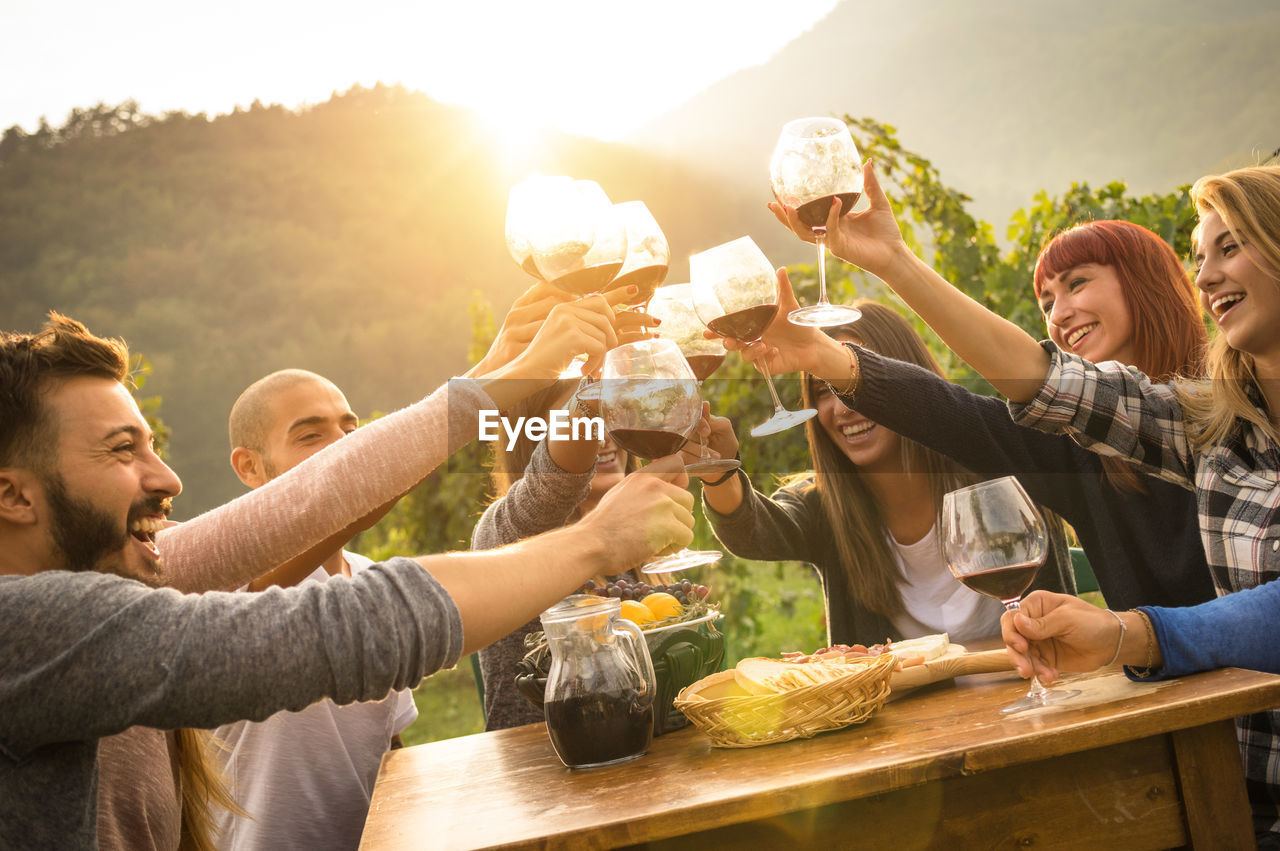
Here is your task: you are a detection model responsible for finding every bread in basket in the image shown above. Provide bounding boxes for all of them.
[673,652,895,748]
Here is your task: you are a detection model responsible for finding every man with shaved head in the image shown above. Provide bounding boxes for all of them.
[214,369,415,849]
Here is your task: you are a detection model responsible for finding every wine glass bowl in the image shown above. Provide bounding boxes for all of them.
[506,174,574,279]
[769,117,865,327]
[942,476,1081,714]
[601,338,722,574]
[608,201,670,306]
[647,284,739,475]
[690,237,817,437]
[530,179,628,296]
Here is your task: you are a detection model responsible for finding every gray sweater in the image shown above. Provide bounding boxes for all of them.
[471,441,593,730]
[0,558,462,850]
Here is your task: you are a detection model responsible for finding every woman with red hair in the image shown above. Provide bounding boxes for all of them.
[704,213,1213,614]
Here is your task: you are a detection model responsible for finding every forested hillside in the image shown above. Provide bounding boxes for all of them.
[0,86,770,515]
[635,0,1280,227]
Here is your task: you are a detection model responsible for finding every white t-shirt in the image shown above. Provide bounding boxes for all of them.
[887,524,1006,643]
[211,552,419,851]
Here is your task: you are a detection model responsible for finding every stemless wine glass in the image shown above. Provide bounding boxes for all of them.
[608,201,670,308]
[505,174,574,279]
[647,283,740,476]
[941,476,1081,715]
[690,236,817,437]
[601,338,722,573]
[769,117,865,327]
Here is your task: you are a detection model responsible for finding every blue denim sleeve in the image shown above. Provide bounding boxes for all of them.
[1133,579,1280,679]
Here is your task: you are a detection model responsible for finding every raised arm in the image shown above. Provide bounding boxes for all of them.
[769,161,1051,403]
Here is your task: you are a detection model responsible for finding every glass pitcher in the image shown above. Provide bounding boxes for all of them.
[540,594,656,769]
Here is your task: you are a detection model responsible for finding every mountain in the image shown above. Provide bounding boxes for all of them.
[0,88,778,517]
[632,0,1280,228]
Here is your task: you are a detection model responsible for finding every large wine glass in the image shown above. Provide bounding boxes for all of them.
[769,117,864,327]
[646,283,740,475]
[505,174,574,279]
[530,179,628,297]
[941,476,1081,715]
[607,201,669,308]
[601,338,722,573]
[690,236,817,437]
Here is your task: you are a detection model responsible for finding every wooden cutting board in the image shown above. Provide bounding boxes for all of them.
[887,645,1014,699]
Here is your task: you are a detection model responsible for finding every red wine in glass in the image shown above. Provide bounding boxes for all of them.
[608,427,689,460]
[684,353,727,383]
[942,476,1080,715]
[705,304,780,343]
[956,560,1041,606]
[794,192,863,230]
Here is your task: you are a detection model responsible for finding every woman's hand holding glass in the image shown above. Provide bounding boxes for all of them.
[768,160,910,284]
[678,403,740,477]
[1000,590,1158,683]
[711,269,859,385]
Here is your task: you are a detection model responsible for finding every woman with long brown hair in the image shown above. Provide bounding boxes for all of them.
[696,301,1073,647]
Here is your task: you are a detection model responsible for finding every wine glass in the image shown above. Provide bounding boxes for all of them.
[607,201,670,309]
[769,117,864,327]
[600,338,722,573]
[530,179,628,297]
[690,236,817,437]
[941,476,1081,715]
[505,174,574,279]
[646,283,740,476]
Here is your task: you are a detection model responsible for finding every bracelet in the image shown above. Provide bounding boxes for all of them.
[820,341,861,398]
[701,457,741,488]
[1103,609,1126,667]
[1127,609,1157,678]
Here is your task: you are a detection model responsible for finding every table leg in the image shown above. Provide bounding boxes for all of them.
[1170,718,1253,848]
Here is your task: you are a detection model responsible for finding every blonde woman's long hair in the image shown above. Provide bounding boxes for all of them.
[793,301,982,619]
[1179,165,1280,448]
[175,729,245,851]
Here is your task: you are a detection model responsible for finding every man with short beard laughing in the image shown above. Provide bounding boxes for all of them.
[0,313,696,849]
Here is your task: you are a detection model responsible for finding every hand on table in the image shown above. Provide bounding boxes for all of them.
[1001,590,1126,683]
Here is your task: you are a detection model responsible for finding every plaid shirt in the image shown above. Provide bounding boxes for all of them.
[1010,345,1280,832]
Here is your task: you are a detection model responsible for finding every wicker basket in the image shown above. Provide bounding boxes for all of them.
[673,653,896,748]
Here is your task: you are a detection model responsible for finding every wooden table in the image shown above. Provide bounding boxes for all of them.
[361,665,1280,850]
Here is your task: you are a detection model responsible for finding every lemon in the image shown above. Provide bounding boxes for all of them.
[641,592,683,621]
[618,600,658,626]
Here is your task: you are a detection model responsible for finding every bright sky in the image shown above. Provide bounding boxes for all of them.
[1,0,839,141]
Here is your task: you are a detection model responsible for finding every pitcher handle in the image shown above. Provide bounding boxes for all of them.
[613,619,657,698]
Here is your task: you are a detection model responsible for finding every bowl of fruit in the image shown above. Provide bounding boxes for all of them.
[515,577,725,736]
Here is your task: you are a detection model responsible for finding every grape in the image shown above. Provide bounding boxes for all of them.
[607,586,621,598]
[681,580,692,593]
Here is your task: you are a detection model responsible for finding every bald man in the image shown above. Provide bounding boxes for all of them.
[213,369,414,850]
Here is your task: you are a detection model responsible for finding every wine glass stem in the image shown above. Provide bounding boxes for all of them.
[747,341,787,413]
[1005,598,1049,701]
[814,227,831,307]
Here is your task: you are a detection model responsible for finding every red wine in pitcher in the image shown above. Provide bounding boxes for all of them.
[545,688,654,769]
[795,192,862,230]
[706,304,779,343]
[958,561,1040,603]
[609,428,688,460]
